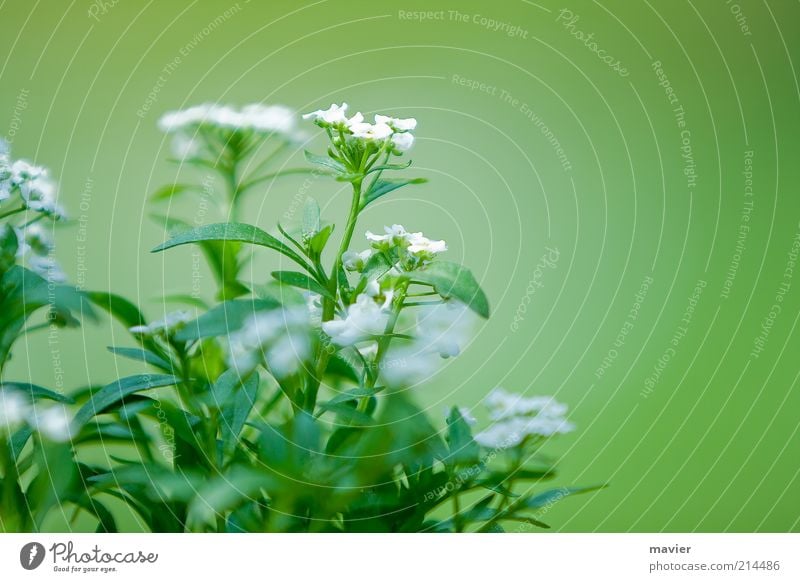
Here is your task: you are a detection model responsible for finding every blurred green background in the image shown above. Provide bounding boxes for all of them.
[1,0,798,531]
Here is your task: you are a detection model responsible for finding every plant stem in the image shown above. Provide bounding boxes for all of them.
[0,206,24,220]
[304,180,363,413]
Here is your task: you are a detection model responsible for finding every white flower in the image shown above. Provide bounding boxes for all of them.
[31,404,74,442]
[407,232,447,257]
[473,388,574,448]
[342,249,372,271]
[416,301,474,358]
[130,310,193,337]
[366,224,415,249]
[170,133,202,159]
[380,344,441,386]
[227,307,311,376]
[18,172,66,219]
[484,387,568,421]
[241,104,297,134]
[0,390,29,430]
[302,102,349,125]
[375,114,417,131]
[322,294,390,346]
[349,120,393,141]
[28,255,67,283]
[391,132,414,152]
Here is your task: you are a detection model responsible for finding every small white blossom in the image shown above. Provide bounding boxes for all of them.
[28,255,67,283]
[416,301,474,358]
[130,310,193,337]
[302,102,349,125]
[366,224,415,249]
[0,390,29,430]
[241,104,297,134]
[17,172,66,219]
[31,404,74,442]
[473,388,574,448]
[342,249,372,271]
[407,232,447,258]
[380,344,441,386]
[391,132,414,152]
[375,114,417,132]
[322,294,390,346]
[227,307,311,376]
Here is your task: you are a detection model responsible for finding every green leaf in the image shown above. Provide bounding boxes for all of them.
[74,374,179,426]
[151,222,309,271]
[86,291,147,330]
[2,383,75,404]
[319,386,384,409]
[151,183,195,201]
[361,178,426,208]
[212,369,260,455]
[304,150,346,174]
[107,346,173,371]
[445,407,480,465]
[302,197,321,239]
[173,298,280,342]
[271,271,333,300]
[309,224,334,255]
[521,485,606,510]
[366,160,412,175]
[412,260,490,318]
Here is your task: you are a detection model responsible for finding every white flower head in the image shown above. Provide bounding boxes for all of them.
[380,344,441,387]
[28,255,67,283]
[17,170,66,220]
[366,224,414,250]
[474,388,574,448]
[130,310,193,338]
[31,404,74,442]
[407,232,447,260]
[302,102,349,125]
[391,132,414,152]
[227,306,312,377]
[416,301,474,358]
[342,249,372,272]
[322,293,390,346]
[375,114,417,132]
[0,390,30,430]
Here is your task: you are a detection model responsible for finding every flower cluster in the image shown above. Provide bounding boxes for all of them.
[16,224,67,282]
[303,103,416,153]
[0,140,66,219]
[158,103,302,158]
[227,306,312,377]
[343,224,447,275]
[0,389,73,442]
[129,310,193,339]
[322,293,390,346]
[473,388,575,448]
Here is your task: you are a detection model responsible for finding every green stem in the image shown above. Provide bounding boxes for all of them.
[304,180,363,413]
[0,206,25,220]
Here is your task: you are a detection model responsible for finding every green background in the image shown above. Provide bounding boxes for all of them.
[1,0,798,531]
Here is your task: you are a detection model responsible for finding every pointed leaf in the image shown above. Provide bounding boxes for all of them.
[412,260,490,318]
[271,271,333,300]
[361,178,426,208]
[74,374,179,426]
[151,222,309,270]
